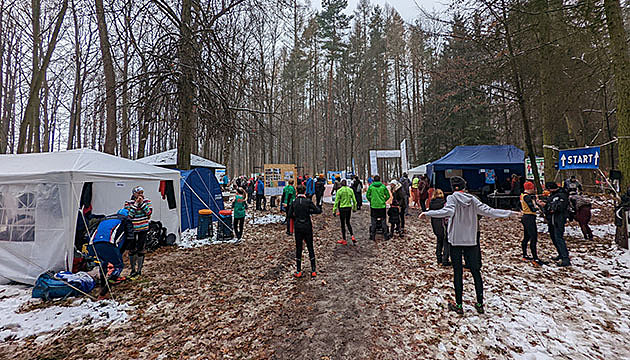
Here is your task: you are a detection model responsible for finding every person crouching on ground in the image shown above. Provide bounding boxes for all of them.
[420,176,519,315]
[333,179,357,245]
[537,182,572,267]
[89,208,134,298]
[429,189,450,266]
[520,181,544,265]
[125,186,152,279]
[288,184,322,278]
[366,175,391,241]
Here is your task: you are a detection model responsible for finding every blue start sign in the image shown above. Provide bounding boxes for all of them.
[558,147,600,170]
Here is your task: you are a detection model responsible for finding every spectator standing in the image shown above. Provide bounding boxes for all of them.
[125,186,152,278]
[537,182,571,267]
[255,176,265,211]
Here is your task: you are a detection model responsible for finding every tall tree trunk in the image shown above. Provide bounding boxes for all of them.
[177,0,194,169]
[499,0,542,191]
[95,0,117,154]
[17,0,67,153]
[604,0,630,190]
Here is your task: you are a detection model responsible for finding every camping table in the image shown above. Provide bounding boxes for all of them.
[487,193,520,209]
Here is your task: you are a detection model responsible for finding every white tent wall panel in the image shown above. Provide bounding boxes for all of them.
[0,183,76,285]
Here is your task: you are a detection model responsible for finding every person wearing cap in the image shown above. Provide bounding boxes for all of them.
[125,186,153,278]
[537,182,571,267]
[520,181,544,265]
[420,176,519,315]
[88,208,134,298]
[563,175,582,195]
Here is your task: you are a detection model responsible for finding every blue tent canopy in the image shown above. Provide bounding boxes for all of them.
[180,168,224,231]
[428,145,525,191]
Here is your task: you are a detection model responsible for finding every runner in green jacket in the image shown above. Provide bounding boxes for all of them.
[366,175,391,240]
[333,180,357,245]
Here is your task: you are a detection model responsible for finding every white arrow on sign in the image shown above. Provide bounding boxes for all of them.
[594,151,599,166]
[560,154,567,167]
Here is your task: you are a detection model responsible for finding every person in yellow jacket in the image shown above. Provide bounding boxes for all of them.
[333,179,358,245]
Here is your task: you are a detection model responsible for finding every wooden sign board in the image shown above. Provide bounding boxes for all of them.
[264,164,297,196]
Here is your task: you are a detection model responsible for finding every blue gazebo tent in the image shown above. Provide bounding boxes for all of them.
[180,168,224,231]
[137,150,226,231]
[427,145,525,191]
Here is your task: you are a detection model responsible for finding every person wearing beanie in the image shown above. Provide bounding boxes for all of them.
[537,182,571,267]
[420,176,519,315]
[125,186,152,279]
[520,181,544,265]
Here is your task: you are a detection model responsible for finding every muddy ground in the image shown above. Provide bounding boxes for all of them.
[0,198,628,359]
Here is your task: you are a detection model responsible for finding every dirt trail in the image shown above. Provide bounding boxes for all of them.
[1,199,628,359]
[268,209,379,359]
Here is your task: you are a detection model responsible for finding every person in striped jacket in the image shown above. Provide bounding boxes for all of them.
[125,186,152,278]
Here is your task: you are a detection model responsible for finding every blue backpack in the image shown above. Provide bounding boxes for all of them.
[32,272,95,301]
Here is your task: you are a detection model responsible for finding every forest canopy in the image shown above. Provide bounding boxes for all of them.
[0,0,629,187]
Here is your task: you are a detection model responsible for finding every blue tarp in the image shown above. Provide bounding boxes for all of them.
[428,145,525,191]
[180,168,224,231]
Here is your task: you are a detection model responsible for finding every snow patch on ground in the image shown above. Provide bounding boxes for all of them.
[424,245,630,359]
[178,228,240,248]
[0,285,130,342]
[248,214,285,225]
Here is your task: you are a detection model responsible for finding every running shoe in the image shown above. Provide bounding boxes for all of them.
[351,235,356,244]
[311,272,317,278]
[475,303,484,314]
[337,239,347,245]
[448,303,464,315]
[294,271,302,278]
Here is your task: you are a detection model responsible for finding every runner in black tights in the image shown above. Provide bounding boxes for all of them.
[288,184,322,277]
[333,179,358,245]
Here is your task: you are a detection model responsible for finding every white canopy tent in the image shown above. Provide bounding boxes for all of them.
[0,149,181,285]
[408,162,431,177]
[137,149,225,169]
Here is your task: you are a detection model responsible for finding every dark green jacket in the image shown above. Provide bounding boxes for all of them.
[282,185,296,206]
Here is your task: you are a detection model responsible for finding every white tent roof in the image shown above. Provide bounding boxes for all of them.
[0,148,180,184]
[408,162,431,176]
[137,149,225,169]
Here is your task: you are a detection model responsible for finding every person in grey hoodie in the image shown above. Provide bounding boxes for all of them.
[420,176,519,315]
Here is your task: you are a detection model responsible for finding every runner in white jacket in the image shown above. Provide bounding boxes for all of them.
[420,176,519,314]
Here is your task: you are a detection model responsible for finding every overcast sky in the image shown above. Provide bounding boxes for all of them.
[312,0,449,23]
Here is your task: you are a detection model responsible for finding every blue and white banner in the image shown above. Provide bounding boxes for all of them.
[558,147,600,170]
